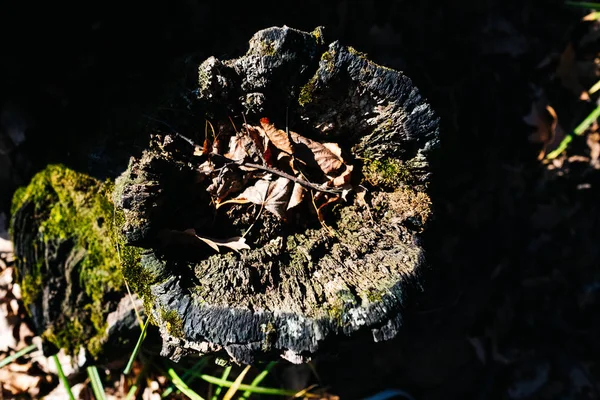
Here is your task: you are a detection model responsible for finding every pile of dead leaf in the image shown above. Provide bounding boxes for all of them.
[188,118,354,251]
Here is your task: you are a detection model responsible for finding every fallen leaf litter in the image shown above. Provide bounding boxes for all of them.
[189,118,354,251]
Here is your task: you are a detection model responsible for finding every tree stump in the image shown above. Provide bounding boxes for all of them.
[116,26,439,364]
[9,165,143,357]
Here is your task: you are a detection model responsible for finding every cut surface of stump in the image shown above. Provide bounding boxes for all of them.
[116,26,439,364]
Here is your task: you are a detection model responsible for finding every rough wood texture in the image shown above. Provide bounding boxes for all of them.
[116,26,439,364]
[9,165,143,358]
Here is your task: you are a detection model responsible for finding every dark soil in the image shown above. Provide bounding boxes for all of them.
[1,0,599,399]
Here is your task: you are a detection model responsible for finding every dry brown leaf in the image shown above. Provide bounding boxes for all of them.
[185,229,250,252]
[206,165,244,202]
[331,165,353,187]
[322,142,343,158]
[557,43,590,100]
[290,132,345,175]
[259,118,345,176]
[524,101,565,160]
[193,136,211,156]
[0,237,13,254]
[288,182,306,210]
[583,11,600,21]
[0,368,42,396]
[225,134,247,161]
[587,131,600,166]
[216,197,252,208]
[202,118,355,227]
[222,176,292,219]
[259,117,294,154]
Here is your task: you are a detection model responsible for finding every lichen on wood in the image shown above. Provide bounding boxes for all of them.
[116,26,439,364]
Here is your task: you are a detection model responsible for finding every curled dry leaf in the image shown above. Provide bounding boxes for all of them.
[556,43,590,101]
[331,165,353,187]
[524,101,565,160]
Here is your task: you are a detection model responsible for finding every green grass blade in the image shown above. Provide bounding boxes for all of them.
[162,358,209,398]
[124,318,150,375]
[125,356,152,400]
[590,79,600,94]
[211,365,232,400]
[574,104,600,135]
[87,366,107,400]
[565,1,600,9]
[53,354,76,400]
[239,361,276,399]
[546,103,600,159]
[167,368,206,400]
[125,384,139,400]
[197,373,320,397]
[546,135,573,159]
[223,365,251,400]
[0,344,37,369]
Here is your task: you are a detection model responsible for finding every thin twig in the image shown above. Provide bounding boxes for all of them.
[209,153,342,195]
[181,130,343,194]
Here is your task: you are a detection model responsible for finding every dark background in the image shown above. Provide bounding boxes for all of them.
[1,0,599,398]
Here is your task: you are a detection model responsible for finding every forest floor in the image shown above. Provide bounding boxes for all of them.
[1,0,600,399]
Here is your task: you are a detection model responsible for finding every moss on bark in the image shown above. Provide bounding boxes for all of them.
[10,165,127,357]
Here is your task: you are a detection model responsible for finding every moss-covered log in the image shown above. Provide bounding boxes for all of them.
[10,165,143,357]
[116,26,439,364]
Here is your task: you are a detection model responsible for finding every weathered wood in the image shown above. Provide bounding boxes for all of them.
[116,26,439,364]
[10,165,143,358]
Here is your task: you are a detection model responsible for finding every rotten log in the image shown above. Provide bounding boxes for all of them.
[9,165,144,358]
[115,25,440,364]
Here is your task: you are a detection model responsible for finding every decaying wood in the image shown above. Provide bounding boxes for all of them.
[115,26,439,364]
[10,166,144,358]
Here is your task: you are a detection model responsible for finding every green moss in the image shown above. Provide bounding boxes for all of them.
[20,272,42,306]
[260,321,277,351]
[298,75,318,107]
[285,230,325,273]
[363,288,384,303]
[10,165,128,357]
[363,158,413,189]
[260,40,276,56]
[347,46,368,58]
[120,243,156,320]
[347,46,395,73]
[197,61,212,95]
[42,318,84,354]
[384,188,432,227]
[382,118,394,131]
[161,308,184,339]
[327,302,344,325]
[327,290,356,326]
[311,27,325,46]
[321,51,335,72]
[112,176,157,322]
